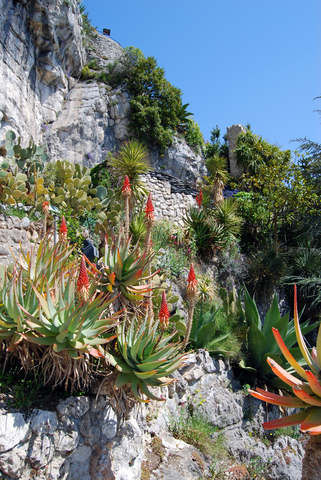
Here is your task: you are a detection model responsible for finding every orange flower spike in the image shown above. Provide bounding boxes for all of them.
[59,215,68,242]
[145,193,155,223]
[76,256,90,303]
[187,263,197,297]
[159,291,170,329]
[42,201,50,214]
[122,175,131,196]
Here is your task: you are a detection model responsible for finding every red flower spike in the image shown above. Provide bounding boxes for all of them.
[159,291,170,329]
[122,175,131,196]
[196,190,203,209]
[42,201,50,214]
[59,215,68,241]
[145,193,155,222]
[76,256,90,303]
[187,263,197,297]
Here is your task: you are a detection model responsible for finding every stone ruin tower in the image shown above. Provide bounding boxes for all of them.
[226,124,246,178]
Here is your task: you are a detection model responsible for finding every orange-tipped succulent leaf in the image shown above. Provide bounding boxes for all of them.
[271,327,308,381]
[306,370,321,397]
[266,357,305,388]
[300,407,321,435]
[262,410,309,430]
[248,387,308,408]
[293,387,321,407]
[159,291,170,328]
[76,256,90,303]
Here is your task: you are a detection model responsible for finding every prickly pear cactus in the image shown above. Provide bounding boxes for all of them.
[42,160,105,216]
[0,170,28,206]
[94,188,123,235]
[3,130,49,175]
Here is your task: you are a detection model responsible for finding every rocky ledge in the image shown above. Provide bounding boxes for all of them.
[0,351,305,480]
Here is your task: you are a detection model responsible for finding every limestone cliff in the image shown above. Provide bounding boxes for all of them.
[0,0,206,185]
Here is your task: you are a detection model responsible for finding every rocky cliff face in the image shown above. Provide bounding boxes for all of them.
[0,0,206,184]
[0,0,85,144]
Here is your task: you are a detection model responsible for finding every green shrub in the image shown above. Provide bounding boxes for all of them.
[184,118,204,151]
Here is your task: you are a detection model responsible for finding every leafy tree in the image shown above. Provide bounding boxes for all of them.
[234,126,289,175]
[204,125,228,159]
[124,52,182,152]
[184,118,204,151]
[238,150,319,250]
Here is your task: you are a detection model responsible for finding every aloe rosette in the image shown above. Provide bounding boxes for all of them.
[18,277,118,359]
[110,314,187,402]
[11,233,76,293]
[89,233,159,303]
[0,268,39,349]
[249,286,321,435]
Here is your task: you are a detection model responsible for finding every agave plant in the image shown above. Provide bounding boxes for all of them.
[110,313,187,402]
[243,286,318,381]
[189,304,229,349]
[88,233,159,305]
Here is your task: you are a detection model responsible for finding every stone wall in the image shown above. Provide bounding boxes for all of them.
[141,173,198,227]
[226,124,246,178]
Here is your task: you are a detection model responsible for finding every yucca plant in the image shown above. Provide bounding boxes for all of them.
[110,313,187,402]
[243,286,318,382]
[109,139,151,204]
[249,286,321,480]
[184,207,225,254]
[204,155,230,204]
[88,233,159,306]
[212,198,243,240]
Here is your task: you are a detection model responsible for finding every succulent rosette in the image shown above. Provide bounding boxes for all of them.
[111,313,187,402]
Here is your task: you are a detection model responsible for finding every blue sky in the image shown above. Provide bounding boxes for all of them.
[84,0,320,152]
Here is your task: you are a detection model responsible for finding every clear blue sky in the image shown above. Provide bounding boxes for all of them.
[84,0,320,152]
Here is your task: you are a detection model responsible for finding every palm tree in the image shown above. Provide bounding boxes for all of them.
[109,139,152,204]
[204,156,230,204]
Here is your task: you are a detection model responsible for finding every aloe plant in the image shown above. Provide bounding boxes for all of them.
[249,286,321,435]
[244,286,319,380]
[88,233,159,305]
[110,313,187,401]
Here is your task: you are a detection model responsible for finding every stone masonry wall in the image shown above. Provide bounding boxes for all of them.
[141,173,198,227]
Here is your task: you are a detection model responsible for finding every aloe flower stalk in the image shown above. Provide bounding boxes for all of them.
[76,256,90,303]
[183,264,198,349]
[159,291,170,329]
[196,190,203,209]
[144,193,155,318]
[59,215,68,242]
[42,201,50,237]
[122,175,131,237]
